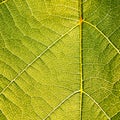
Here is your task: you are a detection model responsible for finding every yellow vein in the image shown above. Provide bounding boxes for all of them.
[0,0,8,5]
[83,20,120,54]
[43,90,80,120]
[83,91,111,120]
[42,89,111,120]
[0,24,79,95]
[79,0,83,119]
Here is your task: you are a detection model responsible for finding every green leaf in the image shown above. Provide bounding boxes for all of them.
[0,0,120,120]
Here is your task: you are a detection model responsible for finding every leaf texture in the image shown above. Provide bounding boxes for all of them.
[0,0,120,120]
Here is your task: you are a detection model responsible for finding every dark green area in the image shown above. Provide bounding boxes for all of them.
[111,112,120,120]
[0,110,7,120]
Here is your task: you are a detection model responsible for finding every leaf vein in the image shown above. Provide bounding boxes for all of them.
[83,91,111,120]
[0,24,78,95]
[83,20,120,54]
[43,90,80,120]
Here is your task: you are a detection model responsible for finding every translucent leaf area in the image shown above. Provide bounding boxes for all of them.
[0,0,120,120]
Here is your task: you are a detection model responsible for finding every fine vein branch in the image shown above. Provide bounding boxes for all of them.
[83,91,111,120]
[83,20,120,54]
[0,0,8,4]
[43,90,80,120]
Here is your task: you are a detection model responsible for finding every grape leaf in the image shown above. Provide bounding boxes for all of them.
[0,0,120,120]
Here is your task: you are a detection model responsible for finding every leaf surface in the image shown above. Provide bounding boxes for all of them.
[0,0,120,120]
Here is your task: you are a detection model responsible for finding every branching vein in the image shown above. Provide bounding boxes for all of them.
[0,24,79,95]
[83,20,120,54]
[0,0,8,5]
[43,90,80,120]
[83,91,111,120]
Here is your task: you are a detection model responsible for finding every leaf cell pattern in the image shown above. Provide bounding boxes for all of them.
[0,0,120,120]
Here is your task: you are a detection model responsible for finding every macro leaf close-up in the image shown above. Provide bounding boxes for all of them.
[0,0,120,120]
